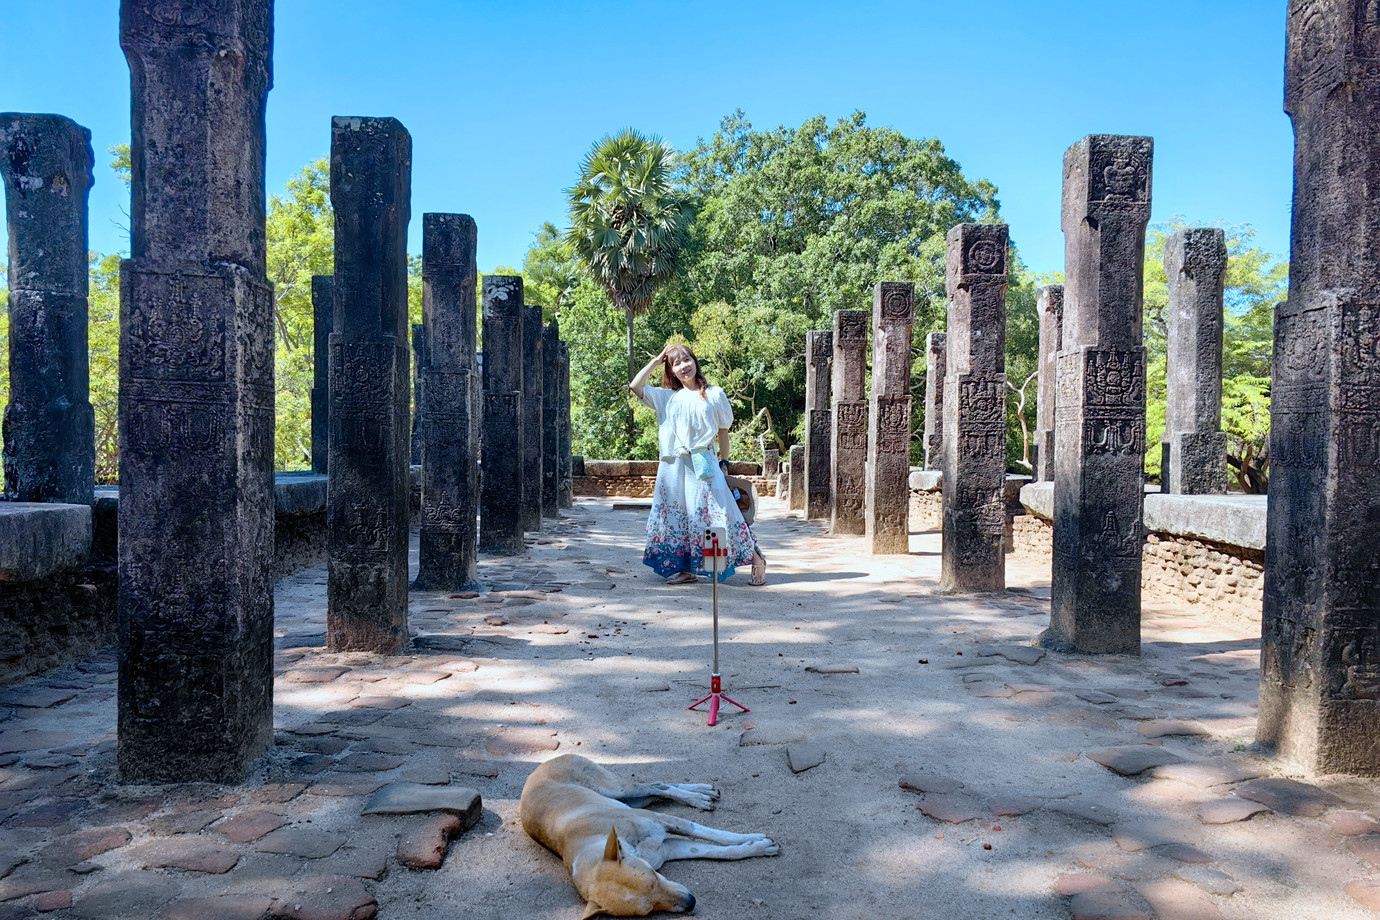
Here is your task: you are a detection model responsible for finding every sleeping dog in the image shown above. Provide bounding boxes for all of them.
[520,754,779,917]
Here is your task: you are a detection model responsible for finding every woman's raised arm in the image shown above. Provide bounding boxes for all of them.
[629,346,671,400]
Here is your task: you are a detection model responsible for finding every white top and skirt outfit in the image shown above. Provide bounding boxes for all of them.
[639,384,762,581]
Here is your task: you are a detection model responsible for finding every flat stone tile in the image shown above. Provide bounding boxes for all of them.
[1198,798,1270,824]
[253,827,346,859]
[362,783,481,822]
[786,744,825,773]
[214,810,288,843]
[1139,878,1224,920]
[38,826,130,868]
[485,729,560,756]
[915,793,982,824]
[898,772,964,794]
[1088,745,1184,776]
[155,895,275,920]
[1235,777,1341,816]
[266,875,377,920]
[71,874,181,919]
[130,839,240,874]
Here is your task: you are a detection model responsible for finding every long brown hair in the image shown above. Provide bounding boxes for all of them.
[662,344,709,400]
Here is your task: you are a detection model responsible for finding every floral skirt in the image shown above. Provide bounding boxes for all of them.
[643,455,761,582]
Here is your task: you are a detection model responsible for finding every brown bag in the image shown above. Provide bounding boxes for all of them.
[723,473,757,526]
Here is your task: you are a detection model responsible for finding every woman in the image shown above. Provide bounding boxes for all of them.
[630,344,767,586]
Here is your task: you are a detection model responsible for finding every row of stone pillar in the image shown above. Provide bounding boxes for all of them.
[795,283,914,553]
[0,2,576,783]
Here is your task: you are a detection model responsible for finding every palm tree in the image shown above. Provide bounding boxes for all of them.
[566,129,695,444]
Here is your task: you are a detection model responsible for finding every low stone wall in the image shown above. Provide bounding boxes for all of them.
[1011,513,1052,559]
[0,504,117,685]
[910,490,942,530]
[573,460,774,499]
[1012,483,1267,623]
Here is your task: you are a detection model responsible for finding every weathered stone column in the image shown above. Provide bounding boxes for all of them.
[327,116,412,653]
[1162,228,1228,494]
[413,213,478,592]
[542,320,561,519]
[117,0,275,782]
[558,341,573,509]
[763,448,780,478]
[787,445,805,512]
[830,309,868,534]
[520,304,544,533]
[866,282,915,554]
[923,333,947,471]
[1033,284,1063,482]
[480,276,526,553]
[804,330,833,520]
[941,224,1009,592]
[1259,3,1380,774]
[311,274,332,474]
[411,323,425,465]
[1041,135,1152,655]
[0,114,95,505]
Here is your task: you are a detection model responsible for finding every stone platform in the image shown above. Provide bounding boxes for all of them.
[0,498,1375,919]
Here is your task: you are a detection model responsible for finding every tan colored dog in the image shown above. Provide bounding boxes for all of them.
[520,754,779,917]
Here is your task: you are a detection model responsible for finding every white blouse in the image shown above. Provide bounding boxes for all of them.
[640,385,734,462]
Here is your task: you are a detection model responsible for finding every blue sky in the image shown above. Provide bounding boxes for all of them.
[4,1,1292,277]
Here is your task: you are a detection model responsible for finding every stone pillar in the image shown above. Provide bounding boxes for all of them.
[1041,135,1153,655]
[117,0,275,783]
[866,282,915,554]
[830,309,868,535]
[804,330,833,520]
[1259,3,1380,775]
[411,323,425,465]
[311,275,332,474]
[1162,228,1228,495]
[1033,284,1063,482]
[763,448,780,478]
[542,320,561,519]
[413,213,479,592]
[480,276,526,553]
[787,444,804,512]
[940,224,1009,593]
[327,116,412,653]
[520,304,544,533]
[558,341,573,509]
[0,114,95,505]
[923,333,947,471]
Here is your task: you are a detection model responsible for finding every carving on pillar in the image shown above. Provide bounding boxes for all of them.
[1033,284,1063,482]
[866,283,914,553]
[1044,135,1152,657]
[413,213,479,592]
[326,115,413,656]
[1162,228,1228,494]
[480,276,527,553]
[830,309,868,534]
[1258,0,1380,776]
[116,0,276,783]
[804,330,833,520]
[923,333,947,470]
[0,114,96,505]
[941,223,1009,593]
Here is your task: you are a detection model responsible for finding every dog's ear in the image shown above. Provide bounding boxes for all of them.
[602,826,622,864]
[580,901,606,920]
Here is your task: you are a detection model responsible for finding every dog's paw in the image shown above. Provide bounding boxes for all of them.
[756,838,780,857]
[682,792,717,811]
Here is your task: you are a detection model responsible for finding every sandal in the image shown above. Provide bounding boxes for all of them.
[666,571,698,585]
[749,557,767,587]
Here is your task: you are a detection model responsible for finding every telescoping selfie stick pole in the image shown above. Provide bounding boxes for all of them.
[689,528,749,726]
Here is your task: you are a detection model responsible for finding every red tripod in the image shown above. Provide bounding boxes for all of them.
[689,528,749,726]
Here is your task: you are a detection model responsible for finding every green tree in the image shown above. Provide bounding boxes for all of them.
[678,111,1000,461]
[1142,220,1285,492]
[264,158,333,469]
[566,129,696,444]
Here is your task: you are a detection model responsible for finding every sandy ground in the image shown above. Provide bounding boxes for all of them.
[1,495,1378,920]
